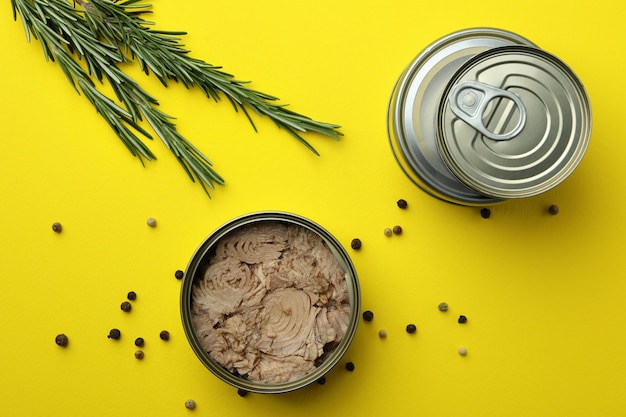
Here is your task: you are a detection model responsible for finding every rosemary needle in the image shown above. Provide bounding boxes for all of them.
[11,0,342,196]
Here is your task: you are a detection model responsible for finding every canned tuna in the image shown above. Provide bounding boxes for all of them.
[388,28,591,205]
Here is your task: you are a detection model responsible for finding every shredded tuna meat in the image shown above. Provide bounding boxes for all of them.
[191,221,350,384]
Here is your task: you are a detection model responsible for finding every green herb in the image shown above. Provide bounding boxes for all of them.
[11,0,342,196]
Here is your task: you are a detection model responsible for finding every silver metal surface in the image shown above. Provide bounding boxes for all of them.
[437,46,592,199]
[448,81,527,141]
[180,212,360,394]
[387,28,536,205]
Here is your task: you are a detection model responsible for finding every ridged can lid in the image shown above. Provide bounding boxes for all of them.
[436,46,592,198]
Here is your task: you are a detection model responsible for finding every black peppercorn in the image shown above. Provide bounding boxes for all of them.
[350,238,362,250]
[392,225,402,235]
[458,315,468,324]
[52,222,62,233]
[127,291,137,301]
[108,328,121,339]
[317,376,327,385]
[159,330,170,341]
[120,301,132,312]
[397,199,408,209]
[134,350,144,359]
[55,334,68,347]
[548,204,559,215]
[135,337,145,347]
[175,270,184,280]
[237,388,249,397]
[406,324,417,334]
[345,362,355,372]
[362,310,374,322]
[480,208,491,219]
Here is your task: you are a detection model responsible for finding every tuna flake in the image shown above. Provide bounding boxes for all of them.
[191,221,350,384]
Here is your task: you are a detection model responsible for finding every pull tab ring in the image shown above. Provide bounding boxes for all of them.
[448,81,526,141]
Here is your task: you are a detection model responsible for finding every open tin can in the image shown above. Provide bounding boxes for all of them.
[180,212,360,394]
[388,28,592,205]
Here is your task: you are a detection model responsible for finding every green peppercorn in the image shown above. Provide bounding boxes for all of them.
[392,225,403,235]
[397,199,408,209]
[548,204,560,215]
[135,337,144,347]
[378,330,387,339]
[406,324,417,334]
[237,388,249,397]
[362,310,374,322]
[175,270,184,280]
[185,399,196,409]
[458,315,468,324]
[55,334,68,347]
[146,217,157,227]
[159,330,170,341]
[350,238,362,250]
[120,301,132,312]
[480,208,491,219]
[52,222,62,233]
[107,328,121,339]
[134,350,144,359]
[345,362,355,372]
[127,291,137,301]
[438,302,449,312]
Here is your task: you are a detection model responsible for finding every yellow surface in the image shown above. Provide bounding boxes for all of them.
[1,0,625,416]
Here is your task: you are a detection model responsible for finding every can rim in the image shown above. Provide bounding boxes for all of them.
[180,211,361,394]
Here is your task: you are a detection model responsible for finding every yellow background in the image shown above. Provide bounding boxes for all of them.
[1,0,625,416]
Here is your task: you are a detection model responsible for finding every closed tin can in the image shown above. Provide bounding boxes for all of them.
[180,212,360,394]
[388,28,591,205]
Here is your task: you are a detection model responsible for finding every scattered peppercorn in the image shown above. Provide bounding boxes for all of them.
[458,315,468,324]
[378,330,387,339]
[55,334,68,347]
[362,310,374,322]
[175,270,184,280]
[384,228,392,237]
[127,291,137,301]
[52,222,63,233]
[146,217,157,227]
[134,350,144,359]
[317,376,327,385]
[350,238,362,250]
[392,225,403,235]
[345,362,355,372]
[135,337,145,347]
[458,347,468,356]
[108,328,121,339]
[397,199,408,209]
[159,330,170,341]
[438,302,449,312]
[480,208,491,219]
[548,204,560,215]
[406,324,417,334]
[237,388,249,397]
[121,301,132,312]
[184,399,196,410]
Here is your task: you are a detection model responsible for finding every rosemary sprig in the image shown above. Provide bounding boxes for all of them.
[11,0,342,196]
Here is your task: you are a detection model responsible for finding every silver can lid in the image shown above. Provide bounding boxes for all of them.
[437,46,592,199]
